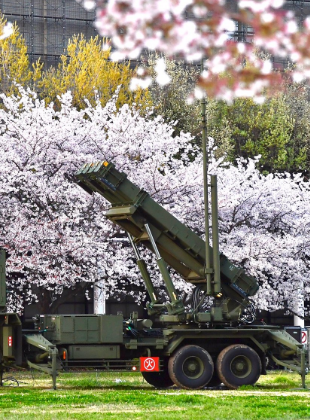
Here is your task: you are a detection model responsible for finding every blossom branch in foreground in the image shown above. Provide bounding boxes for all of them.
[78,0,310,100]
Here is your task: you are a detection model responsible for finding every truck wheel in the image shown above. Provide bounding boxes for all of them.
[168,345,214,389]
[142,370,174,388]
[216,344,261,389]
[142,357,173,388]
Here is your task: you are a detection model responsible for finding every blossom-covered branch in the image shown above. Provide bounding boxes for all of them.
[78,0,310,100]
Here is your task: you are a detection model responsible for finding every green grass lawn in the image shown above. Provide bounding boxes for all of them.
[0,370,309,419]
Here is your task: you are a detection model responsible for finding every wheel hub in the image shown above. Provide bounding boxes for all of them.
[183,356,204,379]
[230,355,251,378]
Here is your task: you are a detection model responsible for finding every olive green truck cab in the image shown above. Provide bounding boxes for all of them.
[0,161,306,390]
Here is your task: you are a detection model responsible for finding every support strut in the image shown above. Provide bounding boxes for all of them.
[144,224,184,315]
[128,233,159,304]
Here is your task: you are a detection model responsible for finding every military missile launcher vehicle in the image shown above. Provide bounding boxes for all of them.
[0,160,307,390]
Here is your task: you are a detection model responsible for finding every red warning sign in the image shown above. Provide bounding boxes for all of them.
[301,330,307,345]
[140,357,160,372]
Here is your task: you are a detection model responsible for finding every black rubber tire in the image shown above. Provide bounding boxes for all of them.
[142,370,174,388]
[142,359,174,388]
[216,344,262,389]
[168,345,214,389]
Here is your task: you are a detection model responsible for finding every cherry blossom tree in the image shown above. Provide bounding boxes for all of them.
[76,0,310,323]
[77,0,310,101]
[173,152,310,318]
[0,88,310,317]
[216,159,310,318]
[0,87,193,313]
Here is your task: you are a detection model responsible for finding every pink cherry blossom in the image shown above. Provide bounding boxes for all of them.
[83,0,310,100]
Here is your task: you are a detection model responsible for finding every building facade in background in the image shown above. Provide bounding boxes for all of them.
[227,1,310,69]
[0,0,97,68]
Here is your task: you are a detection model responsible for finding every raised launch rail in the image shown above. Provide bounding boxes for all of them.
[76,161,258,322]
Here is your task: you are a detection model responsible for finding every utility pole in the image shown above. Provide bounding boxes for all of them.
[201,60,213,295]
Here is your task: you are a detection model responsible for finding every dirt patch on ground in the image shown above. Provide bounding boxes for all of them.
[159,389,310,397]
